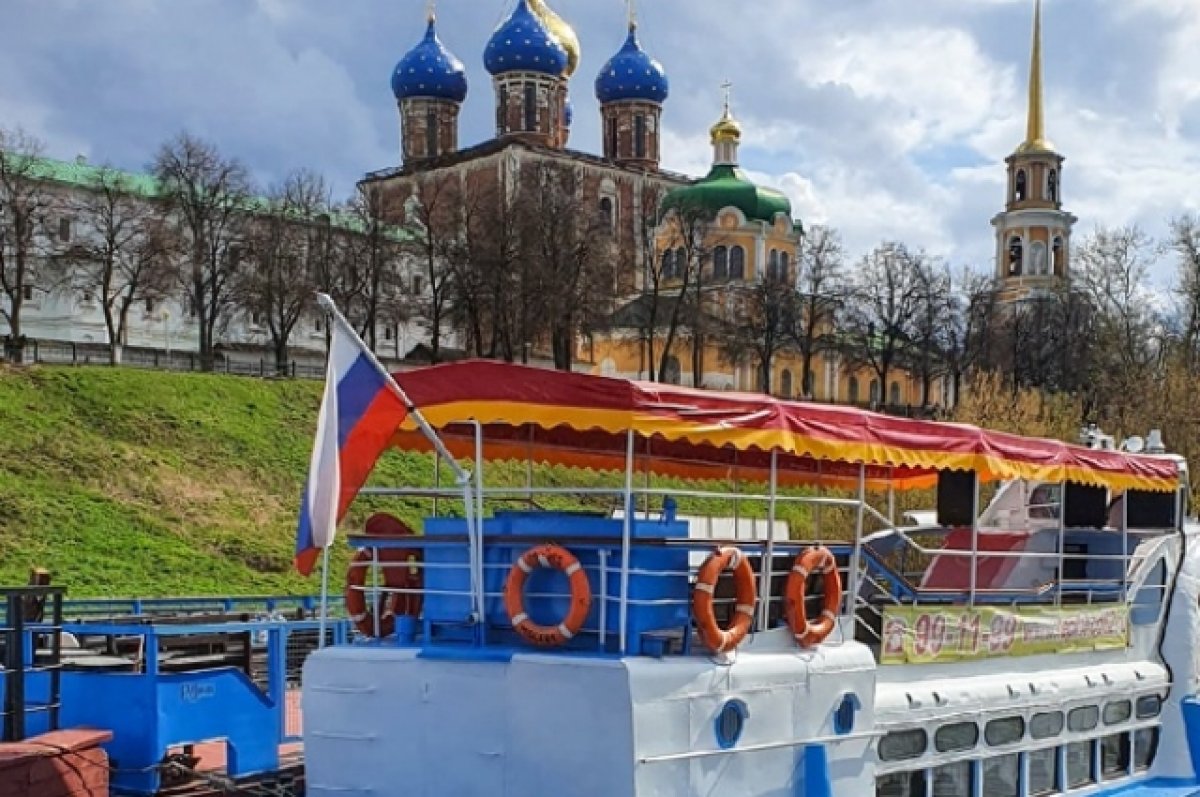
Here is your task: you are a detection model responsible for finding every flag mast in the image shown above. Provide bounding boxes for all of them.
[312,293,485,636]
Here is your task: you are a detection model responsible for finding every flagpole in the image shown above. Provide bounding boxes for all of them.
[314,293,484,625]
[315,293,470,486]
[318,546,331,648]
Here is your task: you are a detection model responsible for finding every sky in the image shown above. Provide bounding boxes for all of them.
[2,0,1198,285]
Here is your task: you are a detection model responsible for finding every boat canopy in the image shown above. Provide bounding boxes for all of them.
[374,361,1178,494]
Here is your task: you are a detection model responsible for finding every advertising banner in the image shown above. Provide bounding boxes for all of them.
[880,604,1129,664]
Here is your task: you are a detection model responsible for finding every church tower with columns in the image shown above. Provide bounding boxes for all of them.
[990,0,1077,304]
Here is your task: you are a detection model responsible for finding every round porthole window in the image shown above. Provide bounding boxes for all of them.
[715,699,749,749]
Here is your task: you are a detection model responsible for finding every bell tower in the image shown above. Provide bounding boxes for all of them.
[990,0,1076,303]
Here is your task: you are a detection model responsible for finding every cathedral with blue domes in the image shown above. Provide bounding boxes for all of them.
[364,0,812,391]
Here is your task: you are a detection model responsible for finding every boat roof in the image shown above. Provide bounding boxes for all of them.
[382,361,1179,494]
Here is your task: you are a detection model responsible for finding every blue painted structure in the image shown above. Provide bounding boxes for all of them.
[18,618,351,795]
[373,510,693,654]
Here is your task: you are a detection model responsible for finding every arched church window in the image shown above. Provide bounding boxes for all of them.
[848,377,860,404]
[714,246,729,280]
[1031,241,1048,276]
[730,246,746,280]
[1008,236,1024,276]
[661,249,674,280]
[635,115,647,159]
[768,250,780,281]
[780,251,790,283]
[599,197,614,230]
[607,116,618,157]
[889,382,901,406]
[676,247,687,278]
[524,82,537,132]
[498,86,509,133]
[1015,170,1028,202]
[1053,237,1064,274]
[426,108,439,157]
[780,369,793,398]
[1048,169,1058,203]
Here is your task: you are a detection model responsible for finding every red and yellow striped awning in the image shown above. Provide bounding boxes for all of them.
[382,361,1179,493]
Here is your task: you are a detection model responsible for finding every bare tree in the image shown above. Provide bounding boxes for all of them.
[0,128,54,362]
[656,197,716,384]
[626,184,669,379]
[941,268,998,408]
[153,133,252,371]
[1168,214,1200,369]
[404,173,462,364]
[70,166,174,363]
[240,169,329,373]
[908,257,954,406]
[343,186,405,351]
[840,242,924,401]
[516,162,613,371]
[1074,224,1161,429]
[718,275,796,395]
[789,224,845,397]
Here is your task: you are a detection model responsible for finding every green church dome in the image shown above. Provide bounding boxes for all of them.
[662,164,792,224]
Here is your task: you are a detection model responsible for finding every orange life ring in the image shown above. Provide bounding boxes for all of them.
[784,546,842,647]
[344,514,423,638]
[693,546,758,654]
[504,545,592,647]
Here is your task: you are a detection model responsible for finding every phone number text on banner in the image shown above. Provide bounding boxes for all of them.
[880,605,1129,664]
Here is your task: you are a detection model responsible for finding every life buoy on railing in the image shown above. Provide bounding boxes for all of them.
[693,547,758,654]
[504,545,592,647]
[784,546,842,647]
[344,514,423,638]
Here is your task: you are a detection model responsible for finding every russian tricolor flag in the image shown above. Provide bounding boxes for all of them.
[294,320,410,576]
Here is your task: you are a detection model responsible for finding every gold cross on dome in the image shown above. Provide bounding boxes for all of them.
[626,0,637,27]
[426,0,437,22]
[721,79,733,114]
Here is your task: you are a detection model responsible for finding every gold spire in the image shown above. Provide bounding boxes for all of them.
[528,0,581,78]
[1016,0,1054,154]
[710,79,742,144]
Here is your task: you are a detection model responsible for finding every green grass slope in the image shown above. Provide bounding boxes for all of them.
[0,366,865,598]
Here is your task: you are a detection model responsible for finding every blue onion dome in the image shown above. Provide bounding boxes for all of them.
[595,23,669,104]
[391,16,468,102]
[485,0,568,77]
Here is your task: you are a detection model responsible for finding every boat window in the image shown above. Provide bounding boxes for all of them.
[931,761,972,797]
[982,753,1019,797]
[1101,732,1131,779]
[1028,747,1059,796]
[879,729,927,762]
[1068,705,1099,732]
[1030,711,1065,739]
[934,721,978,753]
[1135,694,1162,719]
[1067,740,1095,788]
[875,770,926,797]
[1103,700,1132,725]
[1134,727,1159,771]
[984,716,1025,746]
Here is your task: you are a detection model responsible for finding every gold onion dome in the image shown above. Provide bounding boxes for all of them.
[528,0,581,77]
[710,108,742,144]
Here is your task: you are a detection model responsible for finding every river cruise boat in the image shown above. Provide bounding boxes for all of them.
[297,353,1198,797]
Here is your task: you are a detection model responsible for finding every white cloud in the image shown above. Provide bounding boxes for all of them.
[0,0,1194,289]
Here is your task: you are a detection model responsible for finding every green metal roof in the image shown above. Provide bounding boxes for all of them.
[11,153,410,242]
[662,164,792,224]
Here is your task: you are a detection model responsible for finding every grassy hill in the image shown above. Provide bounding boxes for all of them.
[0,365,839,598]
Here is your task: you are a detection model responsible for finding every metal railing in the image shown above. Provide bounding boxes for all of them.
[1,586,65,742]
